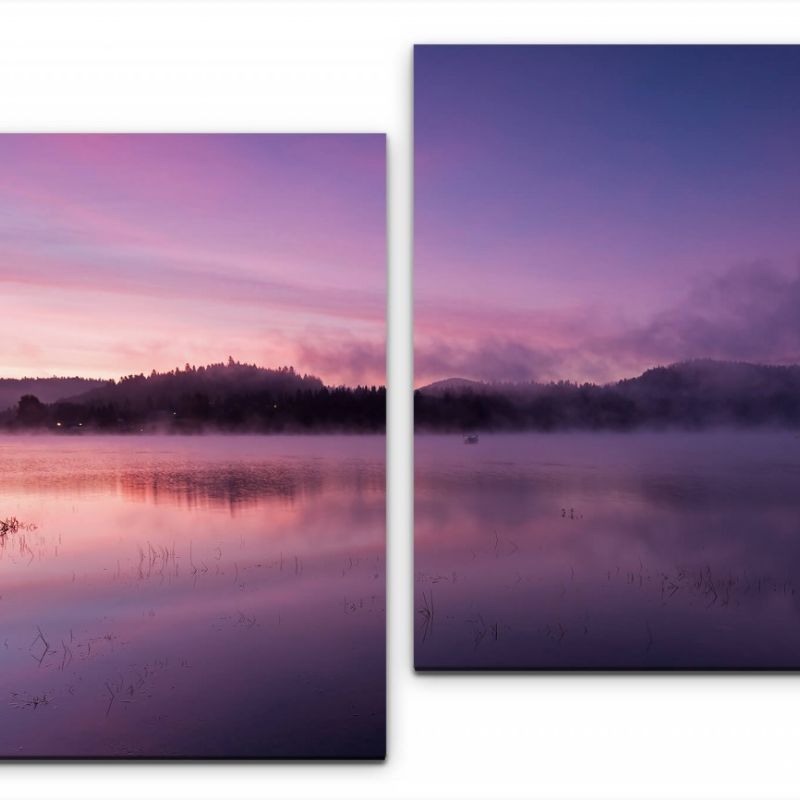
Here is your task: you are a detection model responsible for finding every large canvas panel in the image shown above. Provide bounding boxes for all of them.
[0,133,386,757]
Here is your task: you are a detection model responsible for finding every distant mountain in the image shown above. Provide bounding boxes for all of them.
[1,360,384,433]
[417,377,554,396]
[0,377,107,412]
[417,377,489,395]
[415,360,800,431]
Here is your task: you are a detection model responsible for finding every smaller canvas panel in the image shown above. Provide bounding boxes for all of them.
[414,45,800,670]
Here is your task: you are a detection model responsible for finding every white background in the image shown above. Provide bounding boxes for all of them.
[2,2,800,798]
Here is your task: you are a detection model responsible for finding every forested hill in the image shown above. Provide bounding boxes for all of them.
[66,360,325,409]
[1,360,385,433]
[415,360,800,431]
[0,377,106,412]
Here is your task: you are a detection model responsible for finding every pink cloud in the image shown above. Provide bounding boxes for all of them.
[0,134,384,386]
[415,261,800,387]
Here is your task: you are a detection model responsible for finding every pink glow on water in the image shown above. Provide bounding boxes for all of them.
[415,431,800,669]
[0,435,385,757]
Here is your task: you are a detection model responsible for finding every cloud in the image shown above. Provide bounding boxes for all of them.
[618,261,800,366]
[0,248,383,327]
[0,135,385,386]
[416,337,562,384]
[293,336,385,387]
[416,260,800,385]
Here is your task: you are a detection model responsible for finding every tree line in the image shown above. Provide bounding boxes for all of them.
[1,360,385,433]
[415,360,800,431]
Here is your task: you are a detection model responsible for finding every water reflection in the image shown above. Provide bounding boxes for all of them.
[0,435,385,758]
[415,431,800,670]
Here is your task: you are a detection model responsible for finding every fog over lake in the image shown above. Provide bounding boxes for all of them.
[415,431,800,670]
[0,435,385,758]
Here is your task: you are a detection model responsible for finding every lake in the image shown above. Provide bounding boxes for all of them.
[415,431,800,670]
[0,434,385,758]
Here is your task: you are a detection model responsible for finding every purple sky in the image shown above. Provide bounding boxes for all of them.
[415,46,800,386]
[0,134,385,386]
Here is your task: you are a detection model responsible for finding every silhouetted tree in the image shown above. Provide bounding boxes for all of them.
[1,363,386,433]
[415,360,800,432]
[17,395,47,427]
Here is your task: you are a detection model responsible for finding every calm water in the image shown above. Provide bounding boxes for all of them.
[0,435,384,758]
[415,431,800,670]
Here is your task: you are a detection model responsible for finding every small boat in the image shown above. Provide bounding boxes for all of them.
[463,433,479,444]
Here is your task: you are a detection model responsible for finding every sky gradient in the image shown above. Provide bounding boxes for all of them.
[415,46,800,386]
[0,134,385,386]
